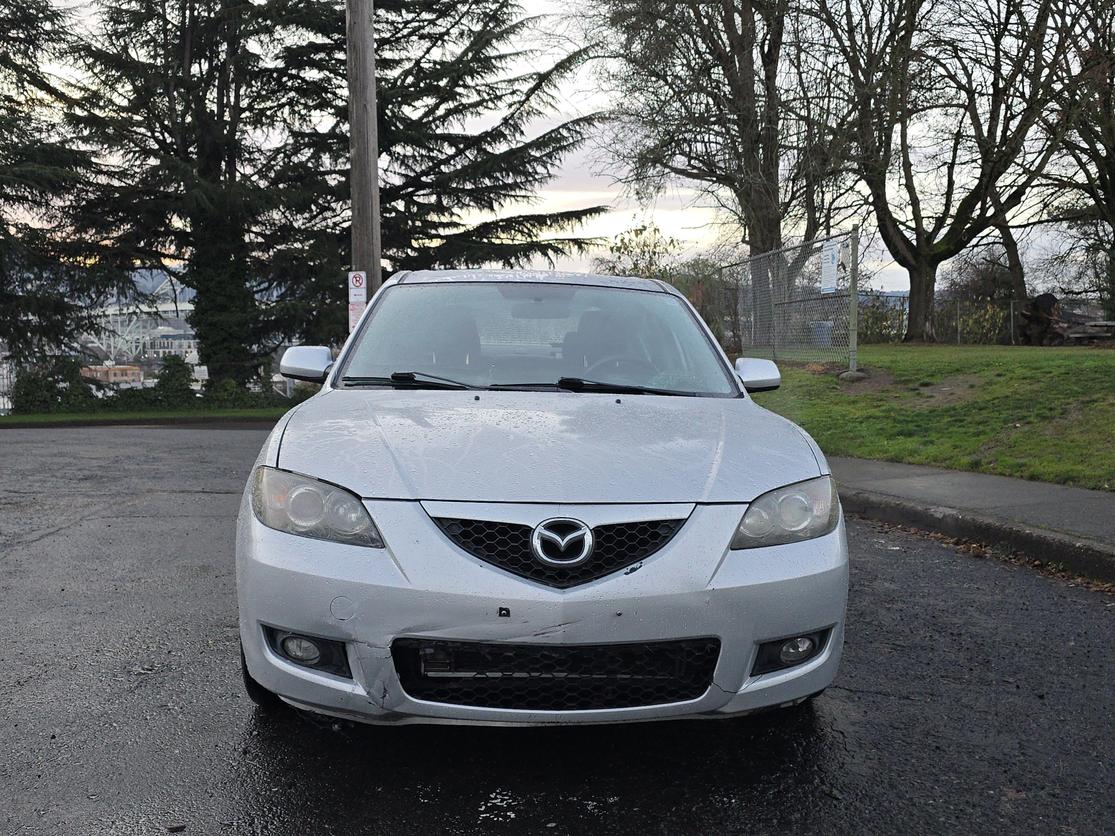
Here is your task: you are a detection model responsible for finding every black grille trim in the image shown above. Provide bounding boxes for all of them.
[433,516,685,588]
[392,638,721,710]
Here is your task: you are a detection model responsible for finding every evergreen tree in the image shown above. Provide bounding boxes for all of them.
[68,0,271,385]
[255,0,606,345]
[0,0,125,361]
[68,0,604,371]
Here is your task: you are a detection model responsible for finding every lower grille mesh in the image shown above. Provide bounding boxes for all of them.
[392,638,721,710]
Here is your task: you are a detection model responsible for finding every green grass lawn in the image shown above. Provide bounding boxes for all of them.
[752,345,1115,491]
[0,406,288,427]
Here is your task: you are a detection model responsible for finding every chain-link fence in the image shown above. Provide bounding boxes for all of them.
[707,236,1107,353]
[0,357,15,414]
[712,230,861,369]
[858,294,1016,344]
[858,294,1110,345]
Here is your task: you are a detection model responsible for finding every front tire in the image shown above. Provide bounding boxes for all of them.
[241,643,282,710]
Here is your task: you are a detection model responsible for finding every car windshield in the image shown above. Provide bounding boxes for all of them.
[338,281,738,396]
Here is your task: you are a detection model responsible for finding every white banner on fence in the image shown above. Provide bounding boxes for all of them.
[821,240,840,293]
[348,271,368,332]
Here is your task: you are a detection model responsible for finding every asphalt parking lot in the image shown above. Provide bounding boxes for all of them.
[1,426,1112,835]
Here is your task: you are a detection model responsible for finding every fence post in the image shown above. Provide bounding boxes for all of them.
[956,299,961,344]
[848,225,860,373]
[1010,300,1015,345]
[769,256,778,363]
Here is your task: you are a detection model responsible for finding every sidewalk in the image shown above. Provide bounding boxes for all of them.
[829,457,1115,581]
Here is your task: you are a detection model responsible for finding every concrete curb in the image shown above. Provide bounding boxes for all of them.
[842,489,1115,582]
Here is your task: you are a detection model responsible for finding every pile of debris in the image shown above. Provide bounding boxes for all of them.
[1016,294,1115,346]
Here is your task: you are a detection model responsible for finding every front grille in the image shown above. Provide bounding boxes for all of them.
[392,638,721,710]
[433,517,684,588]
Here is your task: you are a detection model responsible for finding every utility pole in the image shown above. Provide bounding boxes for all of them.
[346,0,382,292]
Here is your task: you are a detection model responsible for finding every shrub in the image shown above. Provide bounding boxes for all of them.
[106,386,159,411]
[203,377,255,409]
[154,356,197,408]
[11,358,99,414]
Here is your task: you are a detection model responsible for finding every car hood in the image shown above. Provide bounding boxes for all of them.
[276,389,823,504]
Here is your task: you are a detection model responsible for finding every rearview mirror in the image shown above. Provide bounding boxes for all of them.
[280,346,333,383]
[734,357,780,393]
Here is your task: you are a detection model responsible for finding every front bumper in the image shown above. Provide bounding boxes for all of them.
[236,498,849,726]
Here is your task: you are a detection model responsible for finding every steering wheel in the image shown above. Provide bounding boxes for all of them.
[584,355,657,378]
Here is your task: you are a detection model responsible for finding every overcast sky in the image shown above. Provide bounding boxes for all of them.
[502,2,733,275]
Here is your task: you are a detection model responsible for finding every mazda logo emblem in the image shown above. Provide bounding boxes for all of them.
[531,518,594,567]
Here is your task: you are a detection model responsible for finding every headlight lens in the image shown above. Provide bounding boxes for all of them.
[730,476,840,549]
[250,466,384,548]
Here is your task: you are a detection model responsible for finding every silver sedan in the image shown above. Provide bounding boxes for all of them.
[237,269,848,726]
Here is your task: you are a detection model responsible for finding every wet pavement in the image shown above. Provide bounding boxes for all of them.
[1,426,1112,835]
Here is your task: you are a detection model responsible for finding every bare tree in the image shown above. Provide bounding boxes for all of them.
[1039,0,1115,316]
[588,1,860,296]
[816,0,1077,340]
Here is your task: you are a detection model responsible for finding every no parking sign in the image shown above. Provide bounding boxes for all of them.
[348,271,367,332]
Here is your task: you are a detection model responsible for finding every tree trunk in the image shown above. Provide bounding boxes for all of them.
[1106,242,1115,321]
[749,256,774,348]
[996,221,1027,301]
[746,210,783,348]
[188,200,257,386]
[904,261,938,342]
[187,38,256,389]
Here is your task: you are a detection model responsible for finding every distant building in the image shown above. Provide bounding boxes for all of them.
[81,274,196,366]
[81,364,144,387]
[148,331,199,362]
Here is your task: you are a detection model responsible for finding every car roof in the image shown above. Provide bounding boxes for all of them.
[389,268,680,296]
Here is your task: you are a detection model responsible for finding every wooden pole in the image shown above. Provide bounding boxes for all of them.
[346,0,382,291]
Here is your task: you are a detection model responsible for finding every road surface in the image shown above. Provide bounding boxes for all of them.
[1,427,1111,834]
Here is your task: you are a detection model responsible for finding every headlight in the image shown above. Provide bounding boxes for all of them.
[730,476,840,549]
[250,466,384,548]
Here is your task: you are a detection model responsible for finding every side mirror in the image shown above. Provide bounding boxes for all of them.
[734,357,781,393]
[280,346,333,383]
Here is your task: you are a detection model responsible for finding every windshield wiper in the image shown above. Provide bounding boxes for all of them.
[341,371,477,390]
[489,378,694,396]
[557,377,694,396]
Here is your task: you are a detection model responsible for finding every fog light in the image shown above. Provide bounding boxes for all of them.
[752,628,830,676]
[281,635,321,665]
[780,636,815,664]
[263,627,353,678]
